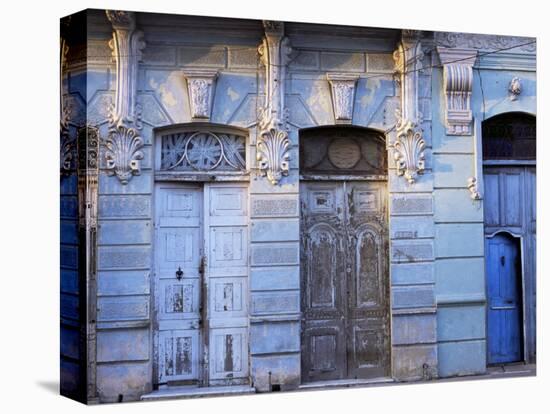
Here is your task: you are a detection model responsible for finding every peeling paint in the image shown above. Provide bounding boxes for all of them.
[149,73,178,107]
[227,87,240,102]
[360,79,380,109]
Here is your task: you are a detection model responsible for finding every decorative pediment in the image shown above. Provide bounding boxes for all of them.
[437,47,477,135]
[327,73,359,123]
[183,70,218,120]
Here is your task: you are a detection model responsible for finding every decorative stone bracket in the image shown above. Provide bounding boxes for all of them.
[327,73,359,123]
[183,70,218,120]
[393,31,426,184]
[467,177,482,200]
[105,10,146,184]
[437,47,477,136]
[509,77,522,101]
[257,20,292,185]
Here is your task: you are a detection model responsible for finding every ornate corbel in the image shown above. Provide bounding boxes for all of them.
[105,10,146,184]
[467,177,482,200]
[327,73,359,123]
[257,21,292,185]
[437,47,477,135]
[508,77,521,101]
[393,30,426,184]
[183,70,218,120]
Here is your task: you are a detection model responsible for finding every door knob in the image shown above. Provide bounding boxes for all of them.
[175,266,184,280]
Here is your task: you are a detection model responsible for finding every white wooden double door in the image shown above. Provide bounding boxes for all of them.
[155,183,249,386]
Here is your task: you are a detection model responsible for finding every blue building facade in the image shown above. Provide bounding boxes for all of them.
[60,9,536,404]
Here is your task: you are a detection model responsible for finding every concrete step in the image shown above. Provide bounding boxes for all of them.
[299,377,394,390]
[141,385,255,401]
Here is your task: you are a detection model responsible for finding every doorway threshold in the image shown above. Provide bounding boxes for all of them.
[299,377,394,391]
[141,384,255,401]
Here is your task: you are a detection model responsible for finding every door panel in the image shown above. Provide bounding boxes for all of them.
[301,183,346,382]
[301,181,389,382]
[205,184,249,384]
[345,182,389,378]
[486,233,522,364]
[502,173,522,227]
[483,173,500,227]
[156,186,203,383]
[159,330,200,381]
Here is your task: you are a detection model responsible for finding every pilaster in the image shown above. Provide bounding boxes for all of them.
[256,21,292,185]
[390,30,438,381]
[393,31,426,184]
[105,10,146,184]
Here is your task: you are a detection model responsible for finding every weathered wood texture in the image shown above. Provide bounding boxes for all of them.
[300,181,390,381]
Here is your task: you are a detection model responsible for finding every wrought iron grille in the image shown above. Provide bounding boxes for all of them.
[160,130,246,172]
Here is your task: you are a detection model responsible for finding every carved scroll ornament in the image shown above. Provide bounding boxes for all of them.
[509,77,522,101]
[393,121,426,184]
[105,115,144,184]
[437,47,477,135]
[467,177,482,200]
[104,10,146,184]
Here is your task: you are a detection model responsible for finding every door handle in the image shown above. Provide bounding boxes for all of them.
[500,256,505,266]
[175,266,184,280]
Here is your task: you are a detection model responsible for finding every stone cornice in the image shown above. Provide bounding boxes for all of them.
[435,32,535,54]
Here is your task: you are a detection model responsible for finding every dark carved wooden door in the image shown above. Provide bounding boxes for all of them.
[301,181,389,382]
[344,182,389,379]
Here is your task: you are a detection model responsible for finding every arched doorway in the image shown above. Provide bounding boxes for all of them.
[485,232,523,363]
[482,112,536,364]
[299,126,390,382]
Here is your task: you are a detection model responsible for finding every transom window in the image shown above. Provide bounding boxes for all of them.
[300,126,387,177]
[156,123,248,174]
[482,113,536,161]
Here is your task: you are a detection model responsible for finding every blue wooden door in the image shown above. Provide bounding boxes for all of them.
[486,234,522,364]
